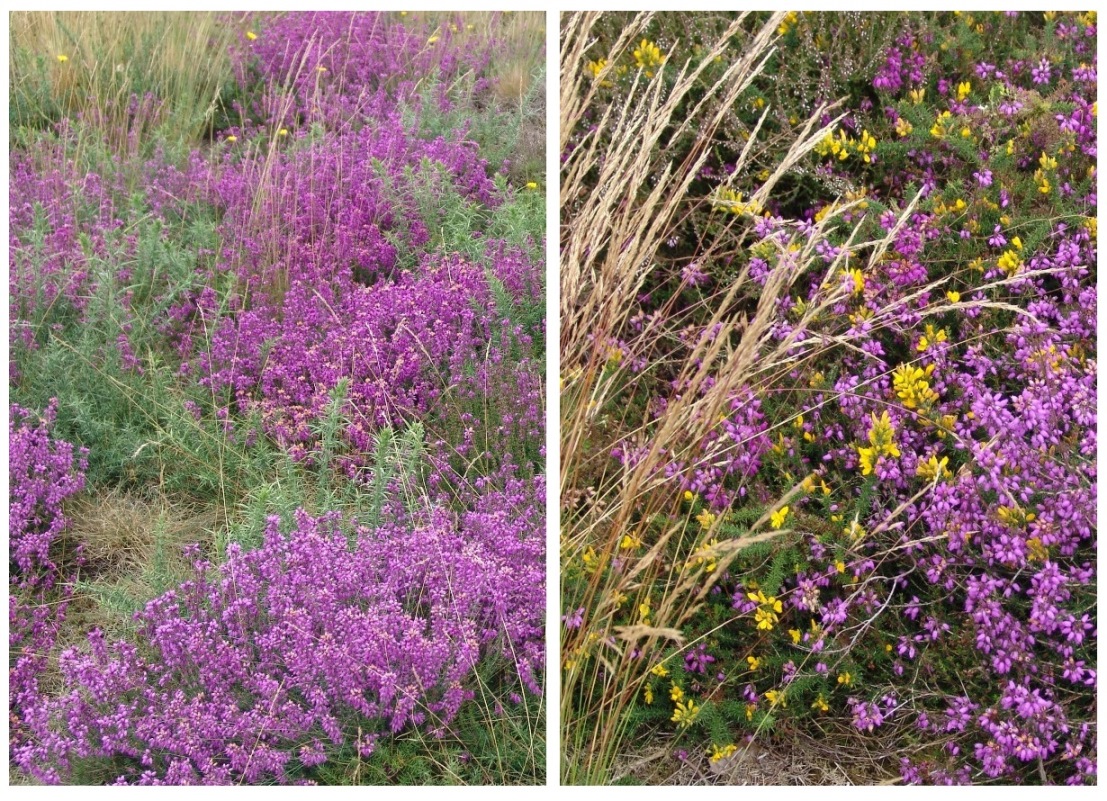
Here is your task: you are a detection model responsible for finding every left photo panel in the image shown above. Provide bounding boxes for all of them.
[8,11,546,784]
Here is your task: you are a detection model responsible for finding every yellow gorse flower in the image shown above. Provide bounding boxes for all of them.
[245,31,257,41]
[56,54,69,62]
[710,743,738,763]
[696,509,717,530]
[916,323,948,352]
[777,11,799,36]
[997,249,1023,275]
[770,506,790,529]
[712,187,762,216]
[671,699,700,728]
[916,454,952,482]
[857,410,901,475]
[895,117,914,137]
[956,81,971,101]
[930,110,952,138]
[892,363,939,411]
[748,589,784,631]
[838,671,852,686]
[632,39,666,78]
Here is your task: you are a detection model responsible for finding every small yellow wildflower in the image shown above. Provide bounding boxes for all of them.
[909,87,926,105]
[56,54,69,62]
[427,35,440,44]
[956,81,971,101]
[916,454,952,482]
[226,135,238,142]
[632,39,666,79]
[848,268,865,294]
[710,744,738,763]
[582,546,597,568]
[639,598,652,624]
[835,560,846,574]
[1039,151,1058,171]
[916,324,948,352]
[895,117,913,138]
[671,699,700,728]
[644,684,654,704]
[997,249,1023,275]
[277,128,289,137]
[770,506,790,529]
[620,533,641,550]
[712,187,762,216]
[788,628,801,645]
[844,519,867,542]
[651,663,669,678]
[748,590,784,631]
[764,690,787,708]
[812,695,830,712]
[586,58,607,80]
[245,31,257,41]
[930,110,951,138]
[838,671,852,686]
[1026,537,1049,562]
[684,490,695,503]
[777,11,799,36]
[670,683,684,702]
[997,505,1036,527]
[747,655,761,671]
[525,181,539,190]
[892,363,939,411]
[946,290,961,303]
[1034,169,1051,195]
[696,509,717,530]
[1011,235,1024,251]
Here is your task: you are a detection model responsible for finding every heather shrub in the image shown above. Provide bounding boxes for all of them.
[562,10,1095,785]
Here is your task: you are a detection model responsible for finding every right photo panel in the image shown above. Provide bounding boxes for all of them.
[560,10,1097,786]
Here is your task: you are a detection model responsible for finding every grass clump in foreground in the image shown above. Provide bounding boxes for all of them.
[9,11,545,785]
[561,10,1095,785]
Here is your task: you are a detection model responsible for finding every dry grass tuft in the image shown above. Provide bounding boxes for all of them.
[66,489,217,577]
[9,11,240,145]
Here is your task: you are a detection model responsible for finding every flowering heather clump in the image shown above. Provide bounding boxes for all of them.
[9,401,88,588]
[14,508,540,784]
[236,11,496,130]
[563,10,1094,785]
[9,401,88,751]
[10,10,544,784]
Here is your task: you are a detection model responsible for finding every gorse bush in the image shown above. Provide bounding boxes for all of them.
[562,10,1094,785]
[10,10,544,784]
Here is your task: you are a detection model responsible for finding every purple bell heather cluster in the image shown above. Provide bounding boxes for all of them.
[13,506,542,784]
